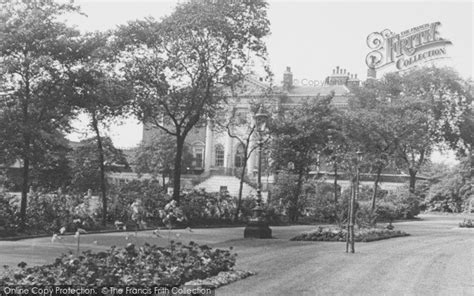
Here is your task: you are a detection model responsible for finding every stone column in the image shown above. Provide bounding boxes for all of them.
[223,133,233,170]
[247,117,257,179]
[204,118,213,173]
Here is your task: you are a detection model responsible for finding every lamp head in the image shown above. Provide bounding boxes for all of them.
[255,105,268,133]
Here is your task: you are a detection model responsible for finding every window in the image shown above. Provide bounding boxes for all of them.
[234,144,245,168]
[192,143,205,168]
[236,111,248,124]
[215,144,224,167]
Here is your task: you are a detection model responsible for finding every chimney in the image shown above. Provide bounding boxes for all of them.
[283,66,293,90]
[367,68,377,79]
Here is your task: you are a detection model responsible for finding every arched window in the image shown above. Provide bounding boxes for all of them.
[215,144,224,167]
[234,144,245,168]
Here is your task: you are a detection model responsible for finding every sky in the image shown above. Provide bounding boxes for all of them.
[65,0,473,163]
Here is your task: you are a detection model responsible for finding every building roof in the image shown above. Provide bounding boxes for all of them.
[276,84,350,96]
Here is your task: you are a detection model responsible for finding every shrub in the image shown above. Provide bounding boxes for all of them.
[290,226,409,242]
[0,190,104,237]
[180,190,236,225]
[459,219,474,228]
[108,180,168,227]
[381,188,420,219]
[0,241,236,286]
[355,202,378,228]
[0,193,18,236]
[423,159,472,213]
[238,197,257,221]
[375,201,399,222]
[25,191,95,234]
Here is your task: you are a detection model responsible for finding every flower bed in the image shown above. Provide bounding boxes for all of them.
[290,226,409,242]
[185,270,255,289]
[0,241,237,286]
[459,219,474,228]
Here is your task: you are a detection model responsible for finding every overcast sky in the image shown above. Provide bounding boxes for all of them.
[65,0,473,163]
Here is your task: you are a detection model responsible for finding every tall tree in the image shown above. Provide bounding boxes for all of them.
[115,0,270,202]
[70,32,132,226]
[385,67,470,193]
[0,1,81,226]
[349,82,397,211]
[270,95,337,222]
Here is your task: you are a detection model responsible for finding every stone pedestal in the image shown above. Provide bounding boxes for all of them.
[244,218,272,238]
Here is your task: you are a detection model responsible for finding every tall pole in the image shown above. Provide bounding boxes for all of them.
[346,182,352,253]
[244,106,271,238]
[347,151,361,253]
[256,137,263,209]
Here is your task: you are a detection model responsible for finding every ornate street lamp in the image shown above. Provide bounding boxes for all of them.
[244,105,272,238]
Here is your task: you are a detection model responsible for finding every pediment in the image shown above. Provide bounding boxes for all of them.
[224,76,270,97]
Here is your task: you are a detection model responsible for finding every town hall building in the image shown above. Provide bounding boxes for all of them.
[141,66,361,197]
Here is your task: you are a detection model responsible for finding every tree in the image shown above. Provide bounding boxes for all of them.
[70,32,132,226]
[215,100,268,221]
[29,131,72,191]
[385,67,471,193]
[270,95,337,222]
[115,0,270,202]
[349,81,398,211]
[348,67,471,196]
[69,137,127,194]
[0,1,82,226]
[134,133,193,190]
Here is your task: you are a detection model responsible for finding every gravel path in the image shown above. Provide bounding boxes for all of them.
[0,214,472,296]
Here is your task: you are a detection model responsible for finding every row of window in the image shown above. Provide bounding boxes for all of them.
[192,144,246,168]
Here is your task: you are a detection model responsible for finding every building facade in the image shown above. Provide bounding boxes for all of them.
[142,67,360,196]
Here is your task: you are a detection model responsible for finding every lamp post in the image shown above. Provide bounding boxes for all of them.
[244,105,272,238]
[347,149,363,253]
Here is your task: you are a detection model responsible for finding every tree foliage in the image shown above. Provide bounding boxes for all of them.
[69,137,127,194]
[0,1,83,225]
[115,0,270,202]
[134,133,193,188]
[270,94,337,222]
[69,31,132,226]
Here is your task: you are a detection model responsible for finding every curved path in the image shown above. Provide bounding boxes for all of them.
[216,214,473,296]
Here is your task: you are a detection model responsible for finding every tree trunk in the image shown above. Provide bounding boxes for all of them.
[172,136,185,203]
[290,169,304,223]
[91,114,107,226]
[20,77,31,229]
[408,168,417,194]
[162,173,166,192]
[468,144,473,179]
[234,160,247,222]
[371,166,383,212]
[20,152,30,228]
[333,162,338,203]
[350,175,356,253]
